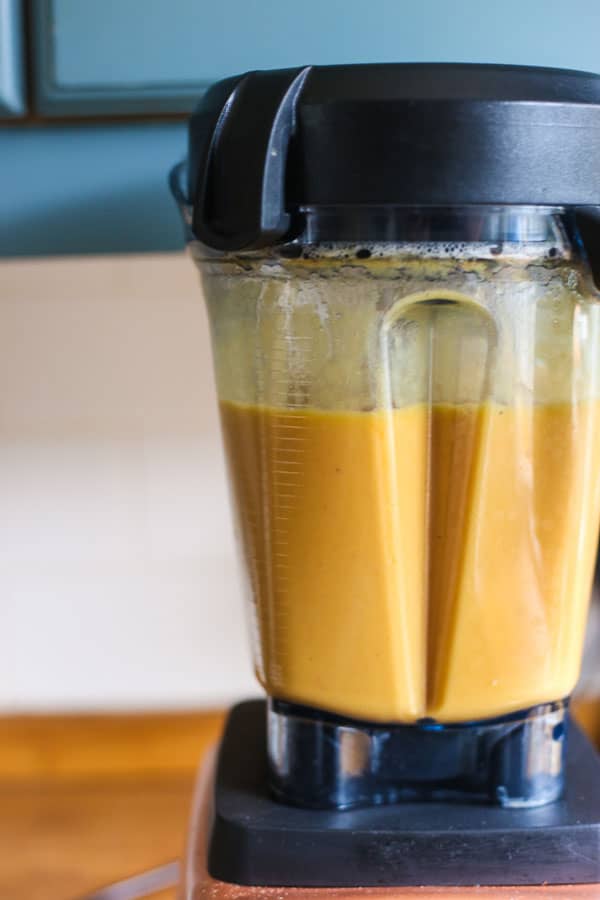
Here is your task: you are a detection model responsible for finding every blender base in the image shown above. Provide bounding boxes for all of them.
[268,697,567,809]
[183,700,600,896]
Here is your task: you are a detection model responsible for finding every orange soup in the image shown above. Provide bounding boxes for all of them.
[220,400,600,723]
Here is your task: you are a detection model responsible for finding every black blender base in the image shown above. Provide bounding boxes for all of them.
[208,700,600,888]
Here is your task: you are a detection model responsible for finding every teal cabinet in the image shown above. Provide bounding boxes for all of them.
[0,0,26,117]
[31,0,600,118]
[32,0,206,115]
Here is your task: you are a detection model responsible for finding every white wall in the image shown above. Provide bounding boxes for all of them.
[0,252,256,710]
[1,252,598,711]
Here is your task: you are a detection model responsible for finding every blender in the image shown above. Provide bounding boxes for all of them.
[171,63,600,895]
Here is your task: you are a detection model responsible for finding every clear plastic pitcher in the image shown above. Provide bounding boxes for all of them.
[172,64,600,808]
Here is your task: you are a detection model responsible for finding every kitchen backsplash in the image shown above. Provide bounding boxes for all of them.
[0,252,255,710]
[0,251,597,710]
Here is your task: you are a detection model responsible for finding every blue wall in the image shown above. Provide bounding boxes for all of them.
[2,124,187,256]
[5,0,600,256]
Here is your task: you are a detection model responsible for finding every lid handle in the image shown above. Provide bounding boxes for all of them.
[190,67,311,251]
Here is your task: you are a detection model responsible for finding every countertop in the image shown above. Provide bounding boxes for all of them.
[0,703,597,900]
[0,710,224,900]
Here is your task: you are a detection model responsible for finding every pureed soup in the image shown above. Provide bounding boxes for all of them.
[205,243,600,724]
[220,397,600,723]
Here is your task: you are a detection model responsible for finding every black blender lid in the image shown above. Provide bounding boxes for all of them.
[187,63,600,251]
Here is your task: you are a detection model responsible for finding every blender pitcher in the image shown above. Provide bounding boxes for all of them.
[172,64,600,810]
